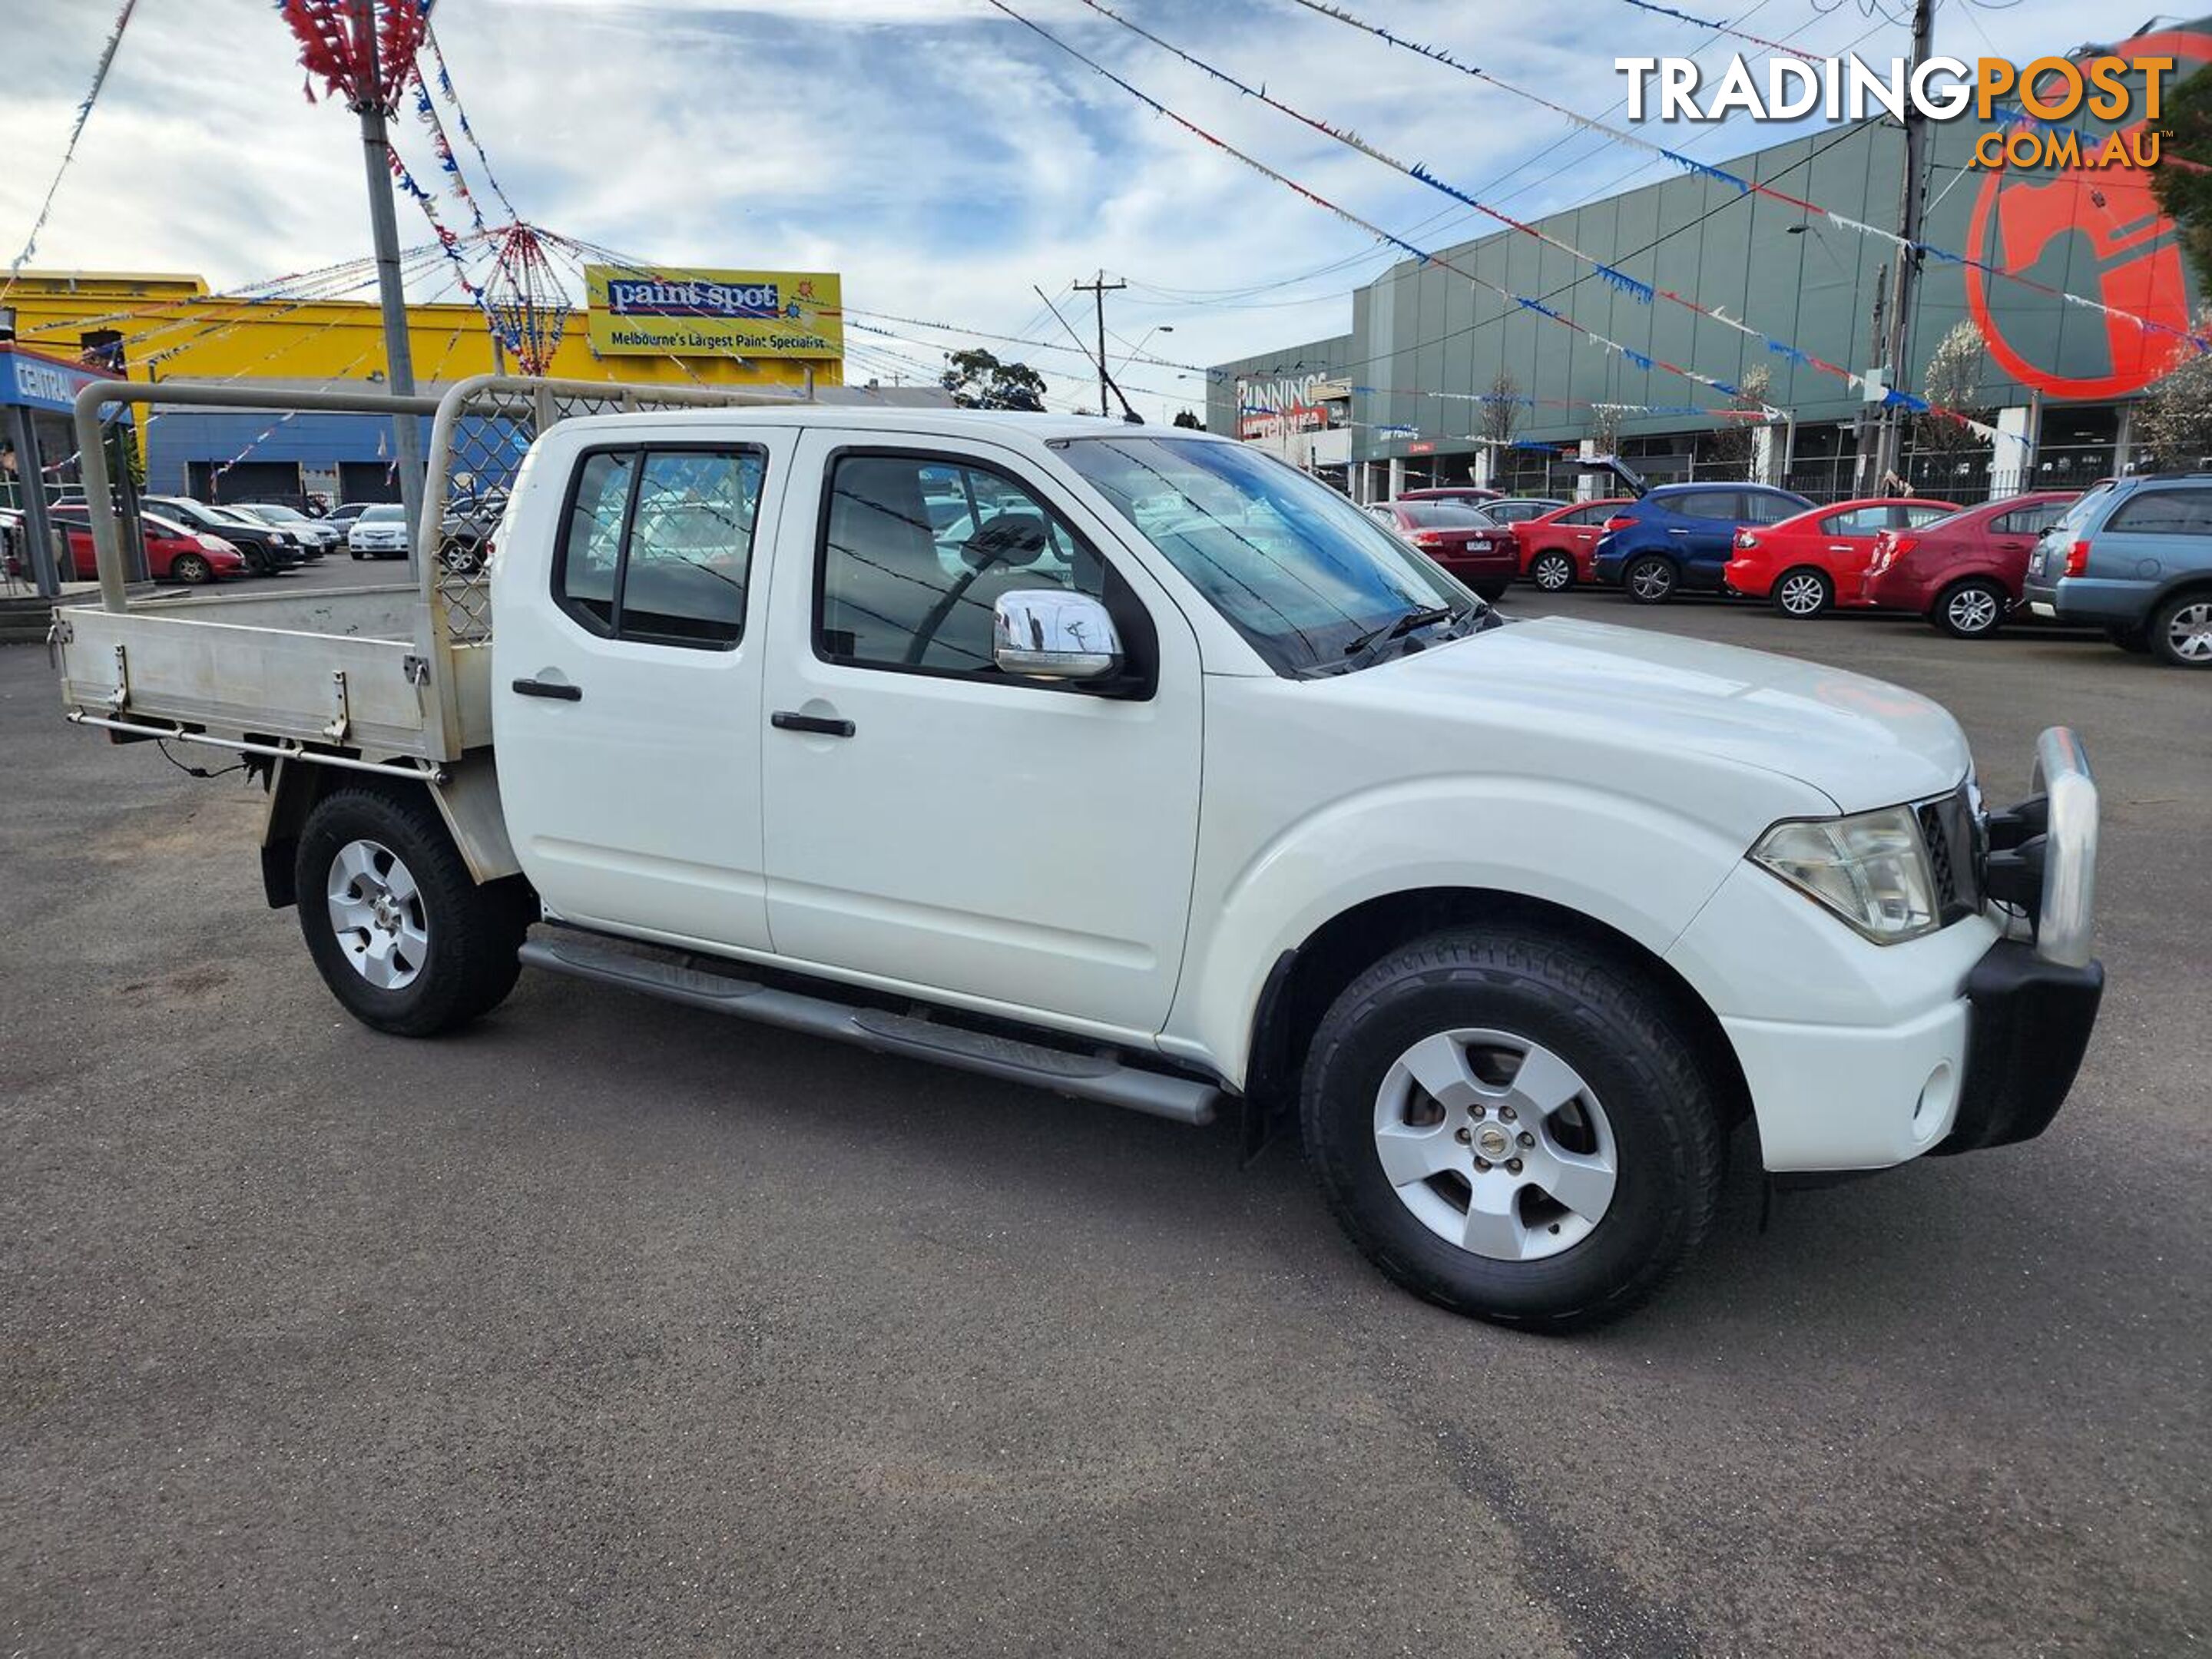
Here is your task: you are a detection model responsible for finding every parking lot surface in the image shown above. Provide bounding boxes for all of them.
[3,591,2206,1657]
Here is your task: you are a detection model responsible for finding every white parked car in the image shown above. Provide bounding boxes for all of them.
[55,399,2104,1329]
[230,502,339,556]
[347,503,409,558]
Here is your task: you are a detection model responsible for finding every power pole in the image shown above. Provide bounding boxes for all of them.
[351,0,426,560]
[1871,0,1936,492]
[1074,270,1127,417]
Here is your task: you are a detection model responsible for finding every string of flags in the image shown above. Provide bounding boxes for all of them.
[422,22,520,221]
[4,0,139,297]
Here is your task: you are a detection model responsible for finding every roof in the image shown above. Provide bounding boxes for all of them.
[554,406,1226,445]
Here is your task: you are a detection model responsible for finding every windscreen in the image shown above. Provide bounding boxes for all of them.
[1058,435,1471,676]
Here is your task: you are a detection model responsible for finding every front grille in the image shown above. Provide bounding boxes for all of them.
[1918,786,1984,923]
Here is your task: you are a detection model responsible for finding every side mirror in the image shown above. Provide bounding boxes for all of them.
[993,589,1123,681]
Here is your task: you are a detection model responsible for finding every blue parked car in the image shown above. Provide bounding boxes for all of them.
[2021,473,2212,667]
[1590,482,1815,604]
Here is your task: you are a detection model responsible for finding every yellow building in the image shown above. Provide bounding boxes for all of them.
[2,269,842,503]
[3,270,838,395]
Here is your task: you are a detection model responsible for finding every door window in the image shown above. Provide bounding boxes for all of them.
[1561,504,1612,525]
[1901,503,1953,528]
[2103,488,2212,535]
[1739,492,1804,525]
[1821,505,1892,536]
[1669,491,1740,522]
[817,452,1121,677]
[554,446,765,648]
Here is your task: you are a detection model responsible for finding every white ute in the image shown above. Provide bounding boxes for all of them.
[54,376,2104,1329]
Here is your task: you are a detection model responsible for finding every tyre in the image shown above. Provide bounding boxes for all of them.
[170,552,212,585]
[1623,555,1677,604]
[441,538,482,577]
[1529,550,1575,592]
[296,786,533,1036]
[1771,567,1833,618]
[1932,578,2005,639]
[2105,623,2150,654]
[1472,580,1510,603]
[349,548,364,561]
[2150,591,2212,668]
[1300,927,1726,1331]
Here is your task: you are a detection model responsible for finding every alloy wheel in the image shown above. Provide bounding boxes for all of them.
[326,838,430,990]
[1946,586,2000,635]
[1628,558,1674,601]
[2167,600,2212,662]
[1777,572,1827,616]
[1371,1028,1618,1262]
[1533,553,1574,591]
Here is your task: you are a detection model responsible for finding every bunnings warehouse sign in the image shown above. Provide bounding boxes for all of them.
[584,264,843,359]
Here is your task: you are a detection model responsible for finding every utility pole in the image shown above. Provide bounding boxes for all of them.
[1074,270,1127,417]
[351,0,426,561]
[1871,0,1936,492]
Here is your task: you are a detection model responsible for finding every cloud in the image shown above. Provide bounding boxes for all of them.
[0,0,2118,419]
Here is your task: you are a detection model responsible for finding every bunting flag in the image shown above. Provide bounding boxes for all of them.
[1282,0,2212,357]
[4,0,140,297]
[412,78,488,234]
[1607,0,1816,60]
[982,0,1760,423]
[276,0,434,114]
[423,22,521,220]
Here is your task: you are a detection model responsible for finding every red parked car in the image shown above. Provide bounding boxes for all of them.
[1860,491,2078,637]
[1366,500,1518,599]
[1723,497,1960,618]
[1512,498,1634,591]
[50,505,247,585]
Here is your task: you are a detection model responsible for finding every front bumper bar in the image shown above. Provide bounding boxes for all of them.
[1936,727,2104,1154]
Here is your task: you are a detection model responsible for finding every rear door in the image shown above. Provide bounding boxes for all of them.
[494,432,794,952]
[757,430,1203,1037]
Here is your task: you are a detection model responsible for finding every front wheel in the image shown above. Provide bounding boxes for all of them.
[1771,567,1833,618]
[1301,929,1727,1330]
[1529,551,1575,592]
[1624,555,1677,604]
[2150,591,2212,668]
[1933,578,2006,638]
[296,786,533,1036]
[170,552,213,585]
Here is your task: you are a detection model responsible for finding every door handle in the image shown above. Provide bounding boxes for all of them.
[771,710,856,738]
[512,677,581,701]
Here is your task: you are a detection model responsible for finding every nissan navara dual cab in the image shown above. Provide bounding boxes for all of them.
[62,409,2106,1330]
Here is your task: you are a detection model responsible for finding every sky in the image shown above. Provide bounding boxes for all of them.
[0,0,2142,421]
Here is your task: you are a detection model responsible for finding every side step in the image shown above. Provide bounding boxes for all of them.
[516,932,1221,1126]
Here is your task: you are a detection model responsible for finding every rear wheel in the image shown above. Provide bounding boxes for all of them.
[296,786,532,1036]
[1300,928,1726,1330]
[1772,567,1833,618]
[1529,550,1575,592]
[170,551,212,585]
[1624,555,1677,604]
[1932,578,2005,638]
[2150,591,2212,668]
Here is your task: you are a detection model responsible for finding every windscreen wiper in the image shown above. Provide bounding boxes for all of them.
[1339,601,1475,666]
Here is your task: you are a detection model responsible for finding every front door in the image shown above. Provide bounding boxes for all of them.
[758,431,1203,1038]
[494,432,793,952]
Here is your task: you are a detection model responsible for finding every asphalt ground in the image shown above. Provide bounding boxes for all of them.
[2,579,2205,1657]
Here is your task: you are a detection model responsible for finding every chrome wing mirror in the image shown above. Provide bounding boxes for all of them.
[992,589,1123,680]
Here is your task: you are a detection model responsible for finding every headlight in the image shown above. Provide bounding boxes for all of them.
[1750,805,1940,943]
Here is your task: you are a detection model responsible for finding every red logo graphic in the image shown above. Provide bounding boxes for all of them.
[1965,30,2208,402]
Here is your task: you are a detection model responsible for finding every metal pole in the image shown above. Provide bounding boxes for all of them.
[1873,0,1936,488]
[352,0,427,576]
[9,406,61,598]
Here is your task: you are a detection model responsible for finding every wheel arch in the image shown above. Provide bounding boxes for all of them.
[259,752,522,908]
[1242,886,1753,1144]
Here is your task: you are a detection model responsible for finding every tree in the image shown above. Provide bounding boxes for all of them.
[1478,370,1523,448]
[1171,409,1204,429]
[1706,366,1770,472]
[941,348,1048,411]
[2134,307,2212,466]
[1916,320,1995,457]
[2152,65,2212,282]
